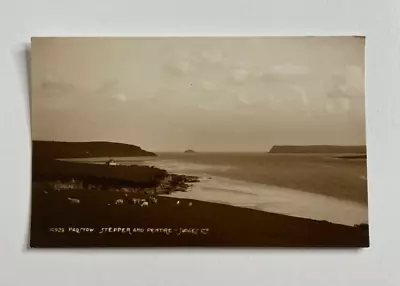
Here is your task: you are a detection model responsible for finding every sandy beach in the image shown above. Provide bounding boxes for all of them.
[114,153,368,226]
[140,153,368,204]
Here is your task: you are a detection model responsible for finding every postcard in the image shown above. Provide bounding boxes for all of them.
[30,37,368,247]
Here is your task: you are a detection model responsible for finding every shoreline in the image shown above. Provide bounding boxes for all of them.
[137,153,368,204]
[52,156,368,226]
[132,157,367,226]
[160,175,368,227]
[31,155,369,247]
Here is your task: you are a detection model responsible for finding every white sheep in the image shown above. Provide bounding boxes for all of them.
[67,197,80,204]
[115,199,124,205]
[176,200,180,205]
[188,202,192,207]
[150,197,158,204]
[141,201,149,207]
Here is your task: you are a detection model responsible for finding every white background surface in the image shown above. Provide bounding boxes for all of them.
[0,0,399,285]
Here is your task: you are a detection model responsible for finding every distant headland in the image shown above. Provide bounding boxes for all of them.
[32,140,157,158]
[269,145,366,154]
[184,149,196,154]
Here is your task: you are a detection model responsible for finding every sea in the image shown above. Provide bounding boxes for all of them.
[66,152,368,226]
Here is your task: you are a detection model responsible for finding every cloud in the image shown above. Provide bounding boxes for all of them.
[229,64,311,86]
[327,65,364,99]
[32,77,81,111]
[95,80,138,102]
[201,50,225,63]
[39,77,76,96]
[197,104,213,111]
[112,93,127,102]
[270,64,311,75]
[288,85,309,107]
[325,98,351,114]
[200,81,217,91]
[233,61,251,69]
[237,94,251,105]
[232,69,250,83]
[175,59,195,73]
[95,80,118,96]
[165,54,198,75]
[161,51,314,114]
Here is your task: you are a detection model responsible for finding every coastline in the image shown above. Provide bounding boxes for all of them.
[138,153,368,204]
[133,155,367,226]
[160,175,368,227]
[31,156,369,247]
[33,156,198,192]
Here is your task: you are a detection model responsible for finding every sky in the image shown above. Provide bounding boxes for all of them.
[31,37,366,152]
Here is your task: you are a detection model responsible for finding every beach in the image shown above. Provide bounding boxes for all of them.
[85,152,368,226]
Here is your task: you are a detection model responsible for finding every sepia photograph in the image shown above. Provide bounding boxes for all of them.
[29,37,368,247]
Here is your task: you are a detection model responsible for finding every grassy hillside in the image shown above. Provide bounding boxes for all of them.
[32,140,164,188]
[33,140,156,158]
[269,145,366,154]
[32,157,167,187]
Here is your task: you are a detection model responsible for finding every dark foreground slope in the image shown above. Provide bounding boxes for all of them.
[269,145,366,154]
[30,185,369,247]
[33,140,156,158]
